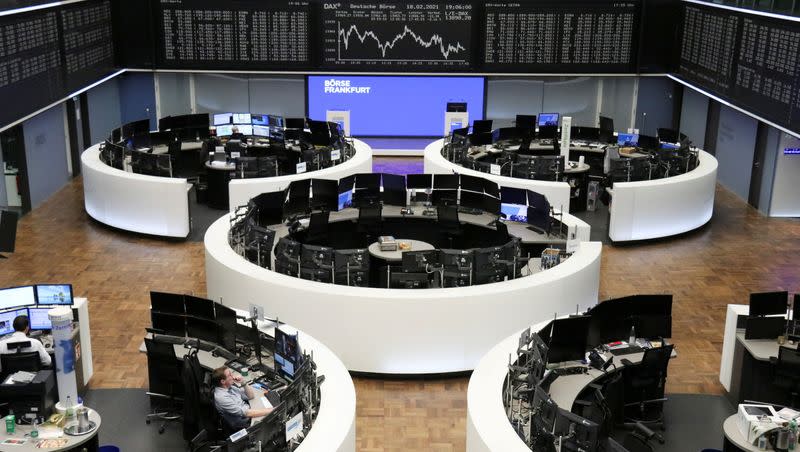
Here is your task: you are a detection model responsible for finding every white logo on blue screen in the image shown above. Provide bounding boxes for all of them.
[324,79,371,94]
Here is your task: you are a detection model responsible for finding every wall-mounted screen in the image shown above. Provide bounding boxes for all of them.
[320,1,473,70]
[307,75,484,136]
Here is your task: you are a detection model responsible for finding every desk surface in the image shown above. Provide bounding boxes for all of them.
[367,239,435,261]
[737,331,783,362]
[0,409,101,452]
[723,414,764,451]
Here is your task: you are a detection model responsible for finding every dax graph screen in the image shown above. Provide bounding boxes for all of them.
[321,2,474,70]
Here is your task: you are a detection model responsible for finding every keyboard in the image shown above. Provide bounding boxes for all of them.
[458,207,483,215]
[552,366,588,376]
[609,345,643,356]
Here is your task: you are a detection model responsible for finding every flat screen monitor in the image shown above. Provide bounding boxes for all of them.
[300,245,334,270]
[274,327,301,379]
[439,249,473,268]
[0,286,36,311]
[401,250,439,273]
[355,173,381,190]
[637,134,659,149]
[381,174,407,207]
[0,308,28,336]
[745,316,787,340]
[27,307,52,330]
[571,126,601,141]
[151,312,186,337]
[617,133,639,146]
[447,102,468,112]
[285,118,306,129]
[232,113,252,125]
[253,125,270,137]
[460,175,484,193]
[311,179,338,211]
[532,386,559,430]
[334,249,370,271]
[216,125,233,137]
[308,76,485,136]
[185,295,215,320]
[459,191,485,212]
[548,316,591,364]
[251,114,269,126]
[795,294,800,321]
[233,125,253,136]
[472,119,493,134]
[275,238,302,260]
[483,195,501,216]
[122,119,150,139]
[538,113,559,127]
[338,175,355,194]
[406,174,433,189]
[473,246,503,269]
[516,114,537,130]
[434,174,459,190]
[35,284,73,305]
[500,187,526,205]
[501,204,527,223]
[268,115,284,127]
[150,291,185,314]
[750,291,788,317]
[215,303,237,351]
[537,125,558,140]
[111,128,121,142]
[337,190,353,211]
[214,113,233,126]
[186,316,220,344]
[483,180,500,198]
[251,191,286,226]
[452,127,469,138]
[390,272,429,289]
[553,408,599,452]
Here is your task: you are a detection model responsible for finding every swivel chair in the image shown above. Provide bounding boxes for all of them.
[357,203,383,242]
[622,344,674,430]
[0,341,41,379]
[304,211,330,245]
[144,337,183,434]
[770,345,800,409]
[437,205,461,247]
[621,422,664,452]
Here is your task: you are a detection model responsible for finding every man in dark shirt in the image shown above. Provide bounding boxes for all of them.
[212,366,273,430]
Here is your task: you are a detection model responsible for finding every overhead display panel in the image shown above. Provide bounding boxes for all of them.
[678,4,740,96]
[482,1,639,73]
[321,2,473,70]
[156,0,310,69]
[60,0,115,93]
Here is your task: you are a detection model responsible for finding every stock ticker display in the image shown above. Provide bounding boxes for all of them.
[321,2,474,70]
[483,2,638,72]
[678,3,800,132]
[156,0,311,69]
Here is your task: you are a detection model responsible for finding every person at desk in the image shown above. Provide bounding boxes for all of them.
[212,366,273,430]
[0,315,52,370]
[229,126,245,141]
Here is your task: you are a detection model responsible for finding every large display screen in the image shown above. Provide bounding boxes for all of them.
[321,1,473,70]
[307,75,484,136]
[0,286,36,311]
[483,1,639,73]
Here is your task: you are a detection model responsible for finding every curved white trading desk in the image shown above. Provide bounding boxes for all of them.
[423,138,572,213]
[82,143,192,238]
[228,139,373,212]
[608,150,718,242]
[467,319,550,452]
[205,214,600,374]
[290,325,356,452]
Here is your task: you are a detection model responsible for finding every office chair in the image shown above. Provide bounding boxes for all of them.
[357,203,382,242]
[770,346,800,409]
[621,422,663,452]
[144,337,183,434]
[0,341,41,378]
[622,344,674,430]
[257,156,279,177]
[438,205,461,248]
[305,211,330,245]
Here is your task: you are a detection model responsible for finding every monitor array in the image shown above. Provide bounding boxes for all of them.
[0,284,74,335]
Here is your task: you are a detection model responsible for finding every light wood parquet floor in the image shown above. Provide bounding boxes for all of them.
[0,173,799,451]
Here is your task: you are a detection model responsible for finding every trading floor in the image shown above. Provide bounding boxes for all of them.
[1,157,799,451]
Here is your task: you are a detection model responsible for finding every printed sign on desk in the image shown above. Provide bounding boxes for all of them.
[296,162,307,174]
[490,164,501,175]
[331,149,341,161]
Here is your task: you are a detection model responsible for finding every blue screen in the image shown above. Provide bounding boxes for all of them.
[307,76,485,136]
[27,307,52,330]
[0,308,28,335]
[501,204,528,223]
[617,133,639,146]
[538,113,559,127]
[338,190,353,211]
[36,284,72,305]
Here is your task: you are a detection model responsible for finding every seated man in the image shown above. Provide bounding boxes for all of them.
[0,315,52,370]
[229,126,245,141]
[212,366,273,430]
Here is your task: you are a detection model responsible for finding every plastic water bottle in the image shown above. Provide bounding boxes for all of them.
[629,326,636,344]
[31,418,38,438]
[789,419,797,451]
[5,410,13,434]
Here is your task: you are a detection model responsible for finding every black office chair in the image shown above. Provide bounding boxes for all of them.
[305,211,330,245]
[771,346,800,409]
[622,344,674,430]
[0,341,41,378]
[621,422,663,452]
[257,156,279,177]
[437,205,461,248]
[357,203,382,242]
[145,337,183,434]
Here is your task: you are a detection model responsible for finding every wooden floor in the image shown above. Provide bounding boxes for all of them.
[1,175,799,451]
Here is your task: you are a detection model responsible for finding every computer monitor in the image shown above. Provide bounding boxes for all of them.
[285,117,306,129]
[334,249,370,271]
[472,119,493,134]
[750,291,789,317]
[431,189,458,207]
[446,102,467,112]
[617,133,639,146]
[500,186,526,205]
[274,327,301,379]
[252,125,270,137]
[27,307,52,330]
[390,272,429,289]
[150,291,185,314]
[402,250,439,273]
[440,249,473,268]
[500,204,527,223]
[406,174,433,189]
[311,179,338,211]
[571,126,601,141]
[268,115,284,128]
[300,245,334,270]
[0,308,28,335]
[214,113,233,126]
[547,316,591,364]
[186,316,221,344]
[251,114,268,126]
[538,113,559,127]
[232,113,252,125]
[151,311,186,337]
[537,125,558,140]
[275,237,302,260]
[0,286,36,311]
[214,303,237,351]
[250,191,286,226]
[473,246,503,269]
[516,114,537,130]
[745,316,787,340]
[216,125,233,137]
[381,173,407,207]
[122,119,150,139]
[452,127,469,138]
[234,125,253,136]
[185,295,215,320]
[35,284,73,305]
[434,174,459,190]
[532,385,559,430]
[111,128,121,142]
[553,408,599,452]
[483,195,501,216]
[308,120,331,146]
[355,173,380,190]
[794,294,800,321]
[337,190,353,211]
[459,191,485,212]
[637,134,658,149]
[459,175,484,193]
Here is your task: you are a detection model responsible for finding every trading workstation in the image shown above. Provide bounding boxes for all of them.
[99,114,356,210]
[0,284,97,451]
[468,294,676,452]
[226,172,579,290]
[143,291,325,452]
